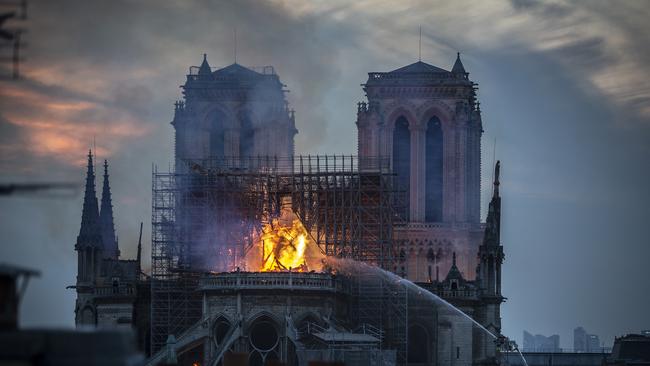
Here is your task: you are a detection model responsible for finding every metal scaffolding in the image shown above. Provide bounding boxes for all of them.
[354,271,408,366]
[151,155,408,356]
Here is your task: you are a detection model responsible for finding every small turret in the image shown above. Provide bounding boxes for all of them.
[483,161,501,248]
[478,161,504,296]
[444,252,466,284]
[451,52,467,75]
[475,161,505,361]
[197,53,212,79]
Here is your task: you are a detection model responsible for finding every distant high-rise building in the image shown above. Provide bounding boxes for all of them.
[574,326,602,352]
[588,334,601,352]
[575,327,587,352]
[523,330,561,352]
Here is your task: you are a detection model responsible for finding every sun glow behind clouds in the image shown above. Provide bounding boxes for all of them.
[0,75,153,167]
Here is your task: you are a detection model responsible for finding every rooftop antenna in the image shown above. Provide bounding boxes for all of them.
[93,135,97,173]
[491,137,497,183]
[418,25,422,61]
[233,27,237,64]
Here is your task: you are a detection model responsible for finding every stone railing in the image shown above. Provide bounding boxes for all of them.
[93,285,136,297]
[368,72,457,80]
[415,283,479,300]
[437,289,478,299]
[395,222,485,231]
[199,272,345,293]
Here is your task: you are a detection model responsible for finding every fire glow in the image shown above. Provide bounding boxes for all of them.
[260,218,309,272]
[245,197,324,273]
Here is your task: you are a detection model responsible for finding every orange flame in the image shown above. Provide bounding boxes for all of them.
[260,218,309,272]
[244,197,324,272]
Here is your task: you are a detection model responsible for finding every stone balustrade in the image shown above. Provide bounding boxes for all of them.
[199,272,346,293]
[93,285,136,297]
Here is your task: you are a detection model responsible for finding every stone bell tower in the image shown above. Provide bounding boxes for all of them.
[172,54,297,171]
[356,53,483,281]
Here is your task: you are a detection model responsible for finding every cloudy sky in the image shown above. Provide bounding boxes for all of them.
[1,0,649,349]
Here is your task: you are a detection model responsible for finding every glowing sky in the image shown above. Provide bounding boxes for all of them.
[1,0,649,349]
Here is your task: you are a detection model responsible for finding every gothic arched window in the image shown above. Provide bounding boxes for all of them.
[209,110,227,158]
[81,306,95,325]
[427,248,435,262]
[239,114,254,160]
[393,116,410,219]
[425,116,443,222]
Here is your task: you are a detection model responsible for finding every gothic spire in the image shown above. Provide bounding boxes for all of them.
[444,251,465,282]
[451,52,467,75]
[100,159,119,258]
[482,161,501,247]
[137,222,143,275]
[198,53,212,77]
[76,150,102,249]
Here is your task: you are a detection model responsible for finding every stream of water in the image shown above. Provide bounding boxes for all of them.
[327,257,529,366]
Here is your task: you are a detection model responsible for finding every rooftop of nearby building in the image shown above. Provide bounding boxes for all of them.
[610,334,650,362]
[0,263,40,278]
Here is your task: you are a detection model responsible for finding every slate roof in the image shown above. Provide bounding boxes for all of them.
[213,63,263,79]
[389,61,450,74]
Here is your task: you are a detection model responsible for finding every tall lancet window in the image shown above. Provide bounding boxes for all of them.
[209,111,226,158]
[393,116,410,219]
[425,116,443,222]
[239,115,254,159]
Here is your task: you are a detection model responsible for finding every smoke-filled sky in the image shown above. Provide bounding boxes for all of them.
[1,0,649,349]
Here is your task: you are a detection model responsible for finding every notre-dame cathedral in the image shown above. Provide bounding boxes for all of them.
[72,52,505,366]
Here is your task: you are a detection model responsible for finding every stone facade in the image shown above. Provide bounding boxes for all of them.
[154,272,392,366]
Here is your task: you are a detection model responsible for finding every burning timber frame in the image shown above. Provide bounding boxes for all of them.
[151,155,408,360]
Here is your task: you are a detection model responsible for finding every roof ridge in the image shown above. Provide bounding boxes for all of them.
[389,60,450,74]
[213,63,263,77]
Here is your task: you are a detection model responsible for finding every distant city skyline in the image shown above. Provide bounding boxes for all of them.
[523,326,611,351]
[523,330,561,352]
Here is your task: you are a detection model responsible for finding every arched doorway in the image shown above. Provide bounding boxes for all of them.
[393,116,411,219]
[80,306,95,325]
[408,324,429,364]
[425,117,443,222]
